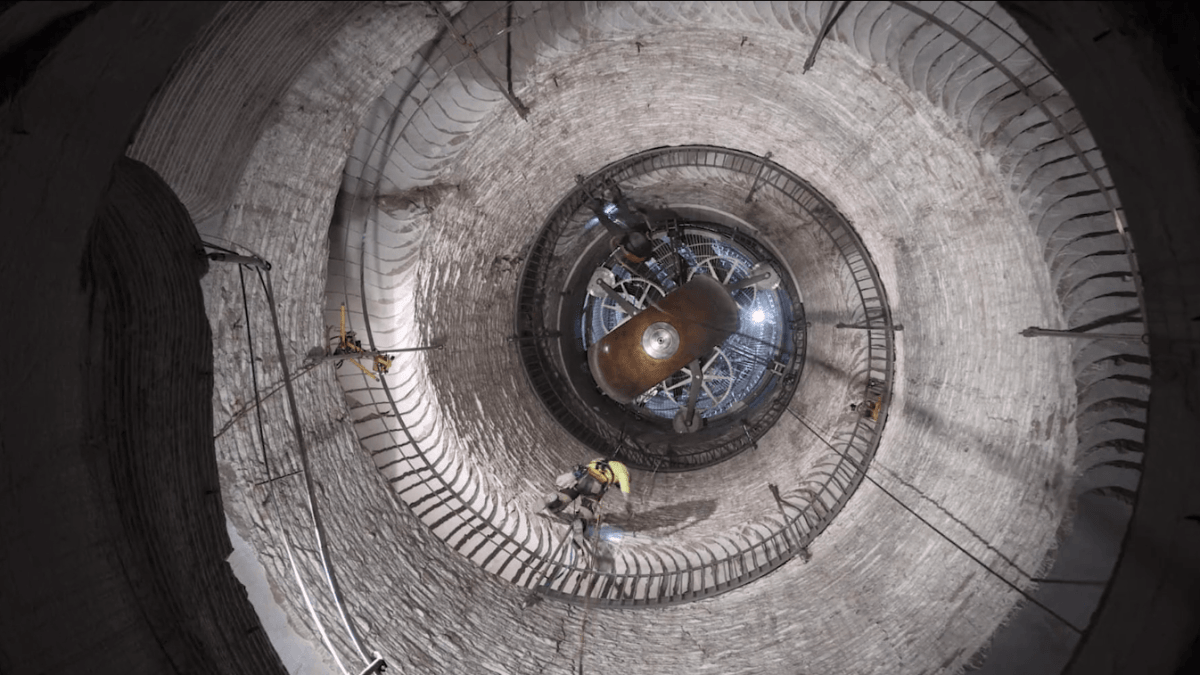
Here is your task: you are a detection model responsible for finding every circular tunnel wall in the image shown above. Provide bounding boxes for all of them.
[125,2,1150,674]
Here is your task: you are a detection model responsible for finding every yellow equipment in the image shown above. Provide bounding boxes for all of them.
[373,353,393,374]
[330,304,393,381]
[863,395,882,421]
[586,459,630,494]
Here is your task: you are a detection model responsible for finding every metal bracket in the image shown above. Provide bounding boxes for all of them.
[836,321,903,331]
[728,261,780,291]
[594,279,641,317]
[1021,326,1148,343]
[803,0,853,73]
[672,358,705,434]
[745,151,774,203]
[206,251,271,270]
[356,654,388,675]
[741,420,757,451]
[429,1,530,119]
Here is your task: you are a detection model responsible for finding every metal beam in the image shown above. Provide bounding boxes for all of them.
[379,344,445,353]
[596,280,641,316]
[505,1,515,97]
[206,251,271,269]
[803,1,853,73]
[836,321,903,331]
[429,1,529,119]
[1020,326,1148,342]
[744,151,773,203]
[356,654,389,675]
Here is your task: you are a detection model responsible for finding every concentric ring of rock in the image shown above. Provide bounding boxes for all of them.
[131,2,1118,673]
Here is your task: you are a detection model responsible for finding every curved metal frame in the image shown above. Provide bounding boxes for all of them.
[299,0,1134,624]
[513,145,896,605]
[517,150,813,470]
[583,227,785,422]
[516,147,892,475]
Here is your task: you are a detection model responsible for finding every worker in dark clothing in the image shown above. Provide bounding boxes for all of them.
[545,458,631,546]
[589,189,655,262]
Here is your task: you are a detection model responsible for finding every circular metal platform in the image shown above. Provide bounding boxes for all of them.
[515,146,893,474]
[581,226,796,425]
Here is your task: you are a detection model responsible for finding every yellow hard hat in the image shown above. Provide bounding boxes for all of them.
[587,459,631,494]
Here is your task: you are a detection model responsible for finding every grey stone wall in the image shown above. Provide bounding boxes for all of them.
[1007,3,1200,673]
[125,2,1151,675]
[4,2,1195,675]
[128,1,369,223]
[81,157,290,675]
[206,2,1077,673]
[0,4,289,674]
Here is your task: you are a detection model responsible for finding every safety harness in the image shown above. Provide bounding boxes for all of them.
[585,459,616,486]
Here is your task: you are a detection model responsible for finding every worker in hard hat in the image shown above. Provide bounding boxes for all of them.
[545,458,630,546]
[588,192,655,263]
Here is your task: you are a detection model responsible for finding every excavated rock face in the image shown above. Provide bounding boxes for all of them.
[125,2,1147,674]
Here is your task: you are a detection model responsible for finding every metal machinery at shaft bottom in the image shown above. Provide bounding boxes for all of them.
[588,274,740,404]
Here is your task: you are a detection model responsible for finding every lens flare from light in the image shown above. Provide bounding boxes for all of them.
[599,524,625,544]
[752,309,766,323]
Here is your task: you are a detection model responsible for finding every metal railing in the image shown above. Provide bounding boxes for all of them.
[214,5,1152,675]
[509,145,896,605]
[339,142,897,607]
[316,1,1114,612]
